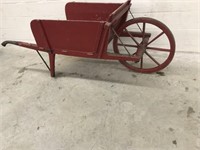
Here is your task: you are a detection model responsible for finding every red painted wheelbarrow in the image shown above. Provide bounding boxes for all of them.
[2,0,175,77]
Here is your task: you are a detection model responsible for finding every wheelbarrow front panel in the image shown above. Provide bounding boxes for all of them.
[31,20,105,55]
[66,2,121,21]
[31,20,51,50]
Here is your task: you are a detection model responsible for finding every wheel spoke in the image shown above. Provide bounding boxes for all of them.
[147,31,164,46]
[118,43,138,48]
[142,23,146,42]
[145,51,160,66]
[146,46,170,52]
[125,29,140,46]
[140,56,143,69]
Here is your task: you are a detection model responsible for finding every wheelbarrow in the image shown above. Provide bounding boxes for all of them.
[1,0,176,77]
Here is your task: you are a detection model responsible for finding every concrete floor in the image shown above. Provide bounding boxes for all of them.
[0,46,199,150]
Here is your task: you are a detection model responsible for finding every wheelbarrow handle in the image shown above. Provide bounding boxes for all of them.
[1,40,50,53]
[2,40,18,47]
[2,40,52,73]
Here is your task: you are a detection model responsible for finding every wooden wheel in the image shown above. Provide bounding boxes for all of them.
[113,17,176,73]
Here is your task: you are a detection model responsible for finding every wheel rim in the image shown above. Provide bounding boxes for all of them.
[113,17,176,73]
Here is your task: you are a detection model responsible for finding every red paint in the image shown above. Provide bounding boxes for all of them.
[2,0,176,77]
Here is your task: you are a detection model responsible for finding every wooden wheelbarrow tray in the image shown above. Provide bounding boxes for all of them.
[2,0,176,77]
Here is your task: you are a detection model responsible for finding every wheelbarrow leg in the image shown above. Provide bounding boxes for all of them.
[49,53,55,77]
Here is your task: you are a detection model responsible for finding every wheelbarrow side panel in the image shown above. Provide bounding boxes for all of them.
[31,20,105,55]
[65,2,121,21]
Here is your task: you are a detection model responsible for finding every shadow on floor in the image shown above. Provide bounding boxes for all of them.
[22,57,169,88]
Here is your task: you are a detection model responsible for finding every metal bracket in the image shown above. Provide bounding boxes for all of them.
[129,10,142,32]
[36,50,50,71]
[111,27,131,56]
